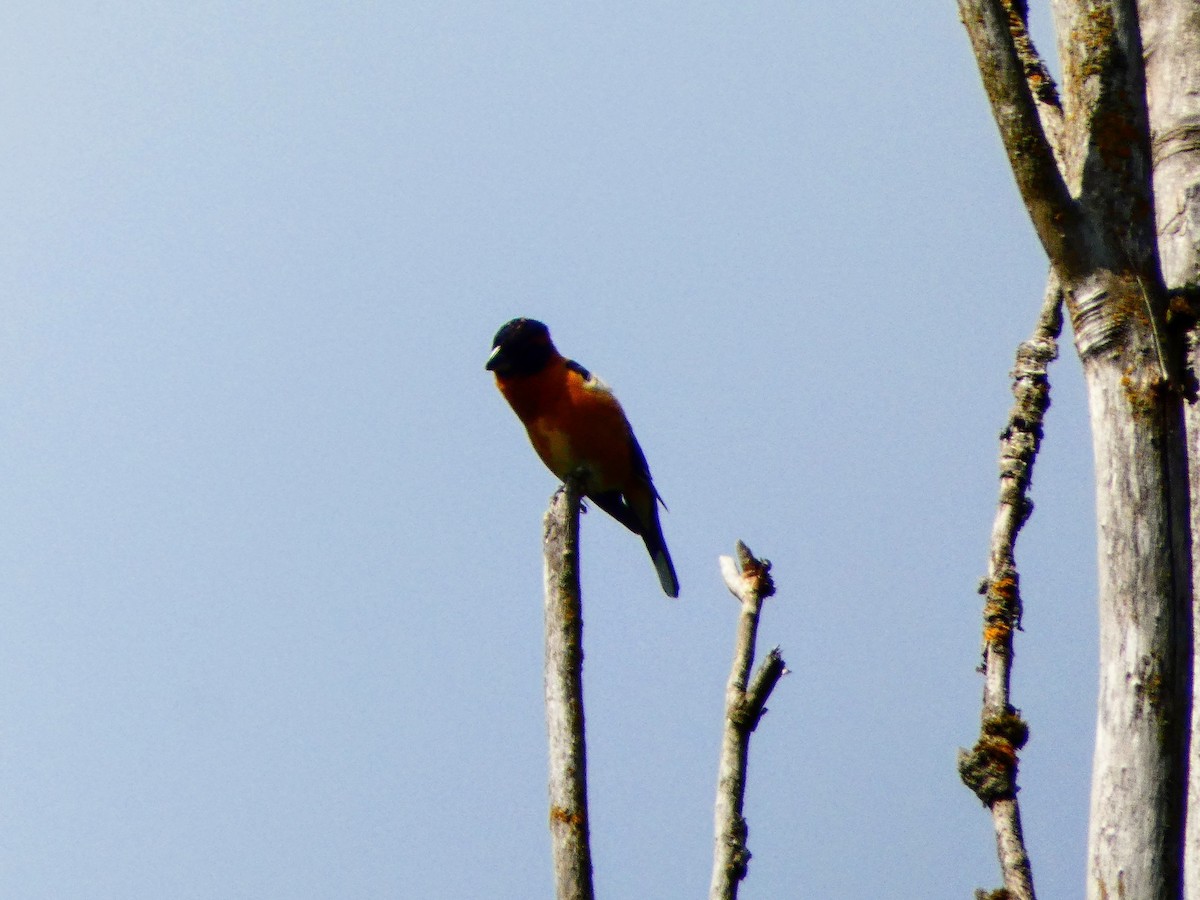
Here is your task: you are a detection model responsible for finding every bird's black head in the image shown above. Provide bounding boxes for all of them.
[485,318,556,376]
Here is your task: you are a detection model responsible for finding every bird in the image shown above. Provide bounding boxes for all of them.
[485,317,679,598]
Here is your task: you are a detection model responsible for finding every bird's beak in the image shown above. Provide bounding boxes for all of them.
[485,344,503,372]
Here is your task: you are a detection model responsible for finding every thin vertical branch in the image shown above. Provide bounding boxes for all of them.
[959,276,1064,900]
[543,475,594,900]
[710,541,785,900]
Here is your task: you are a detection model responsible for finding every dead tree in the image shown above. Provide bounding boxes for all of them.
[957,2,1199,898]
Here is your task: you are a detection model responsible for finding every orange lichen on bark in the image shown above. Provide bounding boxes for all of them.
[985,622,1014,645]
[549,806,585,827]
[983,574,1021,648]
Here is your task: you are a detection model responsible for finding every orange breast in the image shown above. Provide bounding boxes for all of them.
[496,358,633,492]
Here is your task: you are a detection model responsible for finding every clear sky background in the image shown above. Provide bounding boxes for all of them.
[1,3,1099,898]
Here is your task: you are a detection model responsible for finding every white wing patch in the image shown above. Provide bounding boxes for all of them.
[566,358,617,402]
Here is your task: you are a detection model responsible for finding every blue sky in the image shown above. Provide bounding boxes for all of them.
[1,3,1098,897]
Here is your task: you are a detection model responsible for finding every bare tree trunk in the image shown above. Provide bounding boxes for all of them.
[1080,334,1190,899]
[959,3,1195,897]
[1137,0,1200,292]
[1137,1,1200,895]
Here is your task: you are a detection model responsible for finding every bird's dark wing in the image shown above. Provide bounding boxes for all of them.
[587,490,642,535]
[628,429,666,509]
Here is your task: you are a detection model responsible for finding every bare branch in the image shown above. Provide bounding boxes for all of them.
[960,275,1063,900]
[744,648,787,730]
[1004,0,1067,167]
[543,475,594,900]
[710,542,784,900]
[958,0,1087,275]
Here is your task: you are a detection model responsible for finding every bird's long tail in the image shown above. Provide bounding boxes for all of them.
[641,508,679,598]
[588,484,679,597]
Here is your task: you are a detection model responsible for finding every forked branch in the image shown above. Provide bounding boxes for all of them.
[957,0,1087,276]
[710,541,786,900]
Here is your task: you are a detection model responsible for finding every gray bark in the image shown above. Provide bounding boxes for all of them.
[1081,341,1189,899]
[709,543,783,900]
[1137,1,1200,895]
[960,3,1194,897]
[542,478,595,900]
[1139,0,1200,292]
[958,280,1062,900]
